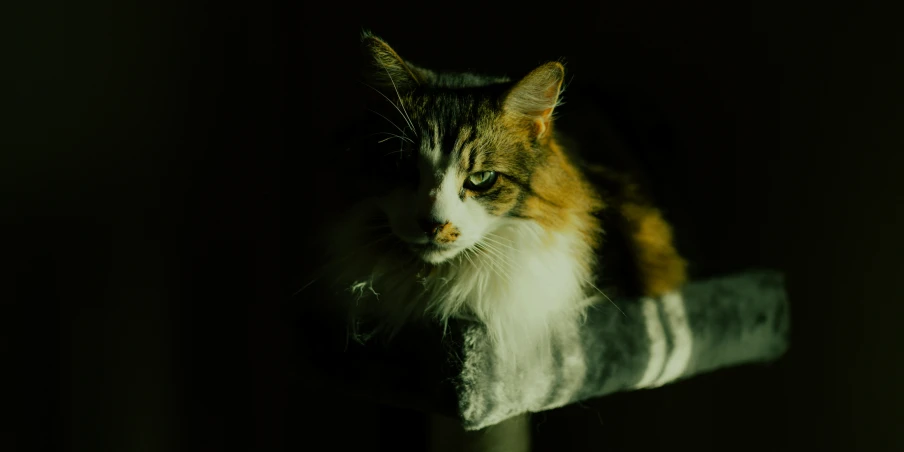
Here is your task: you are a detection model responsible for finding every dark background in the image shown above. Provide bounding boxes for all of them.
[6,1,903,451]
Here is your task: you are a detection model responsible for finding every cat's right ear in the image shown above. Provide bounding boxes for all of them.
[360,31,423,93]
[502,62,565,139]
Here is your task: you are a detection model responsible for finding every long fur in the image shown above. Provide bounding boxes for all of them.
[315,32,686,368]
[326,200,602,364]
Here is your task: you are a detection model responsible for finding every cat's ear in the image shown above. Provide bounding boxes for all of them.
[360,31,423,93]
[502,62,565,138]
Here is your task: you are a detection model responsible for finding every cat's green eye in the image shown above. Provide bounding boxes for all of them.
[465,171,498,191]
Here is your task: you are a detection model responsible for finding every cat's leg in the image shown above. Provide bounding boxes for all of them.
[587,164,688,297]
[619,202,688,297]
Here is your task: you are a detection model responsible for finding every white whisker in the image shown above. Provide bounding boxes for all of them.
[584,279,626,317]
[473,242,513,284]
[383,149,406,158]
[485,231,515,243]
[461,245,478,268]
[366,108,405,134]
[371,64,418,135]
[482,235,518,252]
[369,131,414,144]
[361,82,417,136]
[475,240,521,273]
[292,278,318,296]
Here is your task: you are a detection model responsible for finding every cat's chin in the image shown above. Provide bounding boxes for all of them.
[409,243,460,264]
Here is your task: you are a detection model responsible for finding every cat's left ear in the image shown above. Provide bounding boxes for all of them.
[502,62,565,138]
[360,31,424,93]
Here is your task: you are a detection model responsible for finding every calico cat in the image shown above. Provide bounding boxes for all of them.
[316,31,687,363]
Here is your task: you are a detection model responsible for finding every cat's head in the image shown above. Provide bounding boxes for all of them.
[350,32,580,265]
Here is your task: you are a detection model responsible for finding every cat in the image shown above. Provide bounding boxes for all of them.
[314,31,687,364]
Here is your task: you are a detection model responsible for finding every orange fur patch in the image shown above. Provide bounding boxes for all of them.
[620,203,688,297]
[360,35,686,298]
[474,114,604,275]
[435,223,461,244]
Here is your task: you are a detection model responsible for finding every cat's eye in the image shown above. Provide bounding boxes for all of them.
[465,171,498,191]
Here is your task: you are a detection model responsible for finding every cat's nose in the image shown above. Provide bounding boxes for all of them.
[417,217,447,236]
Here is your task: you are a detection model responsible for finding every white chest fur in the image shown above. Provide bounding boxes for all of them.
[338,216,600,362]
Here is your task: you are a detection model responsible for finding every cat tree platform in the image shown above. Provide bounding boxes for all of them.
[301,269,790,430]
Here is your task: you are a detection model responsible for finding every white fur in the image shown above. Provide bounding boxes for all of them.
[329,199,598,366]
[326,127,599,364]
[422,220,596,361]
[380,147,501,264]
